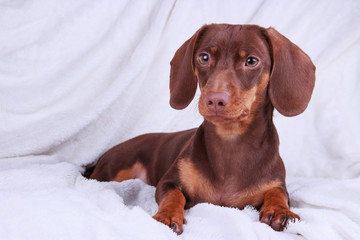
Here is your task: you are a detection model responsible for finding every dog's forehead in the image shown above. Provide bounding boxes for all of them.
[198,25,268,53]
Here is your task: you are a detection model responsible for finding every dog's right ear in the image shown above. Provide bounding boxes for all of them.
[169,26,207,110]
[264,27,316,117]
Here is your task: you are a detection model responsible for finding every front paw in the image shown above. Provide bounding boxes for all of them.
[259,206,300,231]
[153,211,186,235]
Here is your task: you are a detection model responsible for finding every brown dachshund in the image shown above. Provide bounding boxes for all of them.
[88,24,315,234]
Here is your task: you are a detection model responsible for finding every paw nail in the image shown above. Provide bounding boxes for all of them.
[171,223,177,232]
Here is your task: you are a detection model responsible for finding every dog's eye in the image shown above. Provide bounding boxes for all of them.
[246,57,258,67]
[199,54,210,65]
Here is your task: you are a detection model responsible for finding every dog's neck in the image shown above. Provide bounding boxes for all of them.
[198,102,278,177]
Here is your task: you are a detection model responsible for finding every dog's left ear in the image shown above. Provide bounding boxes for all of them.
[265,27,316,116]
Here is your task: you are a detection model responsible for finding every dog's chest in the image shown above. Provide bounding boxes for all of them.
[178,158,280,209]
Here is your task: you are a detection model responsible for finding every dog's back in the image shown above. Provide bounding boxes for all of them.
[89,129,196,184]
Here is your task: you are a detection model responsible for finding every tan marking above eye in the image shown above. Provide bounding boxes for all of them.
[239,50,246,58]
[210,46,218,54]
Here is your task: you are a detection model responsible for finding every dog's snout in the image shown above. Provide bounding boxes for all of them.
[205,92,230,113]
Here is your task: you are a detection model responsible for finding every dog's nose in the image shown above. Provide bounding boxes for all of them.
[205,92,230,113]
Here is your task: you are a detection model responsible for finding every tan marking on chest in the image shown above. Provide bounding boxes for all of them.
[112,162,148,184]
[227,180,282,208]
[178,158,281,209]
[178,159,215,200]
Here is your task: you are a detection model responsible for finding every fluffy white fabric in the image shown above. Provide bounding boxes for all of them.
[1,0,359,239]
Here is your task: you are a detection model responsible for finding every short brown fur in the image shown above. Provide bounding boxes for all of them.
[88,24,315,234]
[260,187,300,231]
[178,158,282,208]
[153,189,186,234]
[112,162,147,183]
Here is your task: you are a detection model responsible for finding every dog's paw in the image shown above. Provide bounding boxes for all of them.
[153,211,186,235]
[259,206,300,231]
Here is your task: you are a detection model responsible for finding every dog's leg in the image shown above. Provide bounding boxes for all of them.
[153,188,186,234]
[259,187,300,231]
[111,161,148,183]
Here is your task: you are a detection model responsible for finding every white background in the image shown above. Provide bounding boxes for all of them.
[0,0,359,239]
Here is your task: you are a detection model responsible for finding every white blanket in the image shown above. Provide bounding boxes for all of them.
[1,0,360,239]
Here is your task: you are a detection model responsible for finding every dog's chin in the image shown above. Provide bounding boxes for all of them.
[202,111,248,124]
[199,103,250,124]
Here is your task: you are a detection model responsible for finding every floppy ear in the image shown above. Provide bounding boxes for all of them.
[169,26,207,109]
[265,27,316,116]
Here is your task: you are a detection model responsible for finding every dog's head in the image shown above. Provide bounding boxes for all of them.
[170,24,315,125]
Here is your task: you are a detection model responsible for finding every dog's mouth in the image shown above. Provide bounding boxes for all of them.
[198,92,252,123]
[201,108,250,123]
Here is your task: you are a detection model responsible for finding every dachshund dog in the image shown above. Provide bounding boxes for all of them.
[88,24,315,234]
